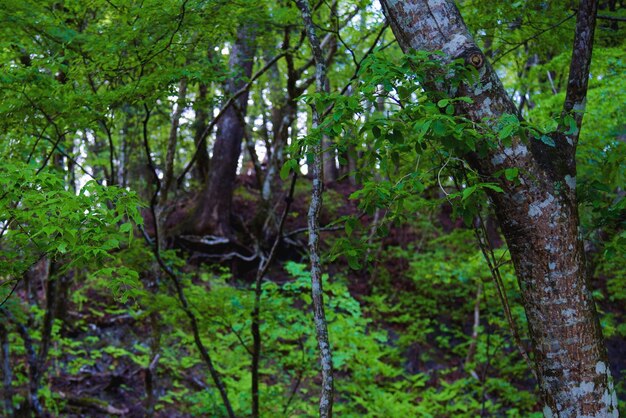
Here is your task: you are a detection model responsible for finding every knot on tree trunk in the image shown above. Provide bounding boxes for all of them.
[457,47,485,69]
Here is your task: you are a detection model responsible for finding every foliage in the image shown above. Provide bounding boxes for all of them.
[0,0,623,416]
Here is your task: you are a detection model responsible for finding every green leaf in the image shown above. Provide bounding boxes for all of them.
[397,85,411,100]
[540,135,556,147]
[564,114,579,135]
[280,159,299,180]
[103,238,120,250]
[544,119,558,133]
[347,256,361,270]
[414,119,432,139]
[345,218,356,237]
[390,151,400,166]
[505,167,519,181]
[279,162,291,181]
[498,124,515,140]
[432,120,446,136]
[482,183,504,193]
[413,179,425,193]
[437,99,449,108]
[462,185,477,201]
[388,129,403,144]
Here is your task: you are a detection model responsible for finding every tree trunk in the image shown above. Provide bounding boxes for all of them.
[196,27,256,236]
[380,0,619,416]
[156,77,188,249]
[263,42,297,204]
[193,83,210,184]
[296,0,335,416]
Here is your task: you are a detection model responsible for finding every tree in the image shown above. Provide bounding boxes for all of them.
[379,0,619,416]
[296,0,335,416]
[195,26,257,237]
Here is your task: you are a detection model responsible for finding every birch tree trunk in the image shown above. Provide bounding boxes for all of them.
[379,0,619,416]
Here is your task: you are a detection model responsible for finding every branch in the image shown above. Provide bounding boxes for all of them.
[335,22,389,103]
[597,13,626,22]
[284,224,344,238]
[492,13,576,64]
[41,136,100,183]
[562,0,599,145]
[137,0,189,69]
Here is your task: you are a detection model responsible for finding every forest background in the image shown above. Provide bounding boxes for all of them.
[0,0,624,416]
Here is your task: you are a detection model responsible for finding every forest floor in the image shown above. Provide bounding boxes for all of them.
[26,173,625,417]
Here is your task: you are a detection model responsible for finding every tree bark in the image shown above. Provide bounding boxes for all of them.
[380,0,618,416]
[196,27,256,236]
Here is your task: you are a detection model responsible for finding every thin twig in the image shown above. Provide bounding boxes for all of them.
[492,13,576,64]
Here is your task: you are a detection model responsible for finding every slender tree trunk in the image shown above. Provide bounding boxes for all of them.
[296,1,334,416]
[196,26,256,236]
[380,0,618,416]
[117,105,131,188]
[161,78,188,205]
[263,51,297,204]
[156,77,188,249]
[35,260,55,393]
[144,312,161,418]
